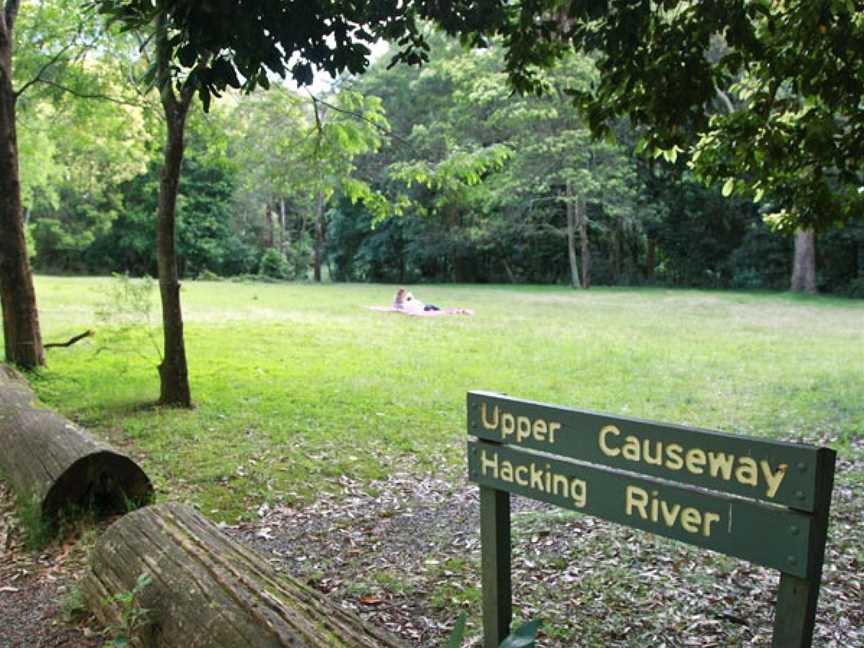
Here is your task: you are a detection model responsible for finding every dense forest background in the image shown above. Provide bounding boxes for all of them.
[17,16,864,295]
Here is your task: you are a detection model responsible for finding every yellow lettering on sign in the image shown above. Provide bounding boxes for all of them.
[622,436,641,461]
[515,465,528,486]
[479,401,561,445]
[736,457,758,486]
[501,413,515,438]
[481,450,499,477]
[761,461,788,498]
[665,443,684,470]
[599,425,621,456]
[481,402,499,430]
[516,416,531,442]
[685,448,707,474]
[478,449,585,507]
[594,425,793,500]
[624,485,722,537]
[532,419,547,441]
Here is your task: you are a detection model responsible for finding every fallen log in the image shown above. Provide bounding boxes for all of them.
[82,502,406,647]
[0,365,153,523]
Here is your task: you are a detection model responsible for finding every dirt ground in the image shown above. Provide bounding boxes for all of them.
[0,482,105,648]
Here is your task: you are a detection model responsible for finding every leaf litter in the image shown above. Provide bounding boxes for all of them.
[230,447,863,648]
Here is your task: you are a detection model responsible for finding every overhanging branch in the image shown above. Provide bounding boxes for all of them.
[14,41,76,98]
[22,77,146,107]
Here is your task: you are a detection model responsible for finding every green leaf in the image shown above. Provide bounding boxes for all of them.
[721,178,735,197]
[499,619,542,648]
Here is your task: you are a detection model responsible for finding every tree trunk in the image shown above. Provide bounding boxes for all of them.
[610,220,621,284]
[790,229,817,293]
[0,365,153,525]
[314,190,324,282]
[577,197,591,289]
[265,203,275,248]
[0,11,44,369]
[279,199,289,253]
[502,256,517,284]
[155,12,193,407]
[565,181,581,289]
[644,237,657,280]
[82,503,406,648]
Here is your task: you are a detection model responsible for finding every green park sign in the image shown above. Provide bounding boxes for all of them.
[466,391,836,648]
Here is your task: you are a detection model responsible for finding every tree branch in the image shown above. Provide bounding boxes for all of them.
[14,41,76,97]
[22,78,146,107]
[308,92,409,145]
[716,88,735,114]
[44,330,94,349]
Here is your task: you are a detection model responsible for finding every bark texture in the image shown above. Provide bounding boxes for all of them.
[82,502,406,648]
[578,198,591,289]
[565,181,581,289]
[0,365,153,522]
[791,229,817,293]
[0,4,44,369]
[155,11,193,406]
[314,190,324,282]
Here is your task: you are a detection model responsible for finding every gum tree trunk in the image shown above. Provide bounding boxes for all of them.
[155,11,193,406]
[83,503,405,648]
[0,1,45,369]
[578,198,591,289]
[790,229,817,294]
[314,189,324,282]
[565,181,581,289]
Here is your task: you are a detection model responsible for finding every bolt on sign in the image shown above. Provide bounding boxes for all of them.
[466,391,836,648]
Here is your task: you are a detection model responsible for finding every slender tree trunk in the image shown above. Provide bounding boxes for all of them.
[264,204,275,249]
[644,237,657,280]
[502,256,517,284]
[578,198,591,289]
[790,229,817,294]
[0,6,44,369]
[565,181,581,289]
[313,190,324,282]
[279,199,289,253]
[446,204,470,282]
[155,12,193,407]
[610,225,621,284]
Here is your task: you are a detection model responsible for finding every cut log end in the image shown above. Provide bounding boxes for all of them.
[0,365,154,528]
[43,450,153,521]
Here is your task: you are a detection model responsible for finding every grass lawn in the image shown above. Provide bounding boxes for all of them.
[27,276,864,521]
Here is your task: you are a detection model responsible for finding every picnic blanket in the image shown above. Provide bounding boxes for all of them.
[368,306,474,317]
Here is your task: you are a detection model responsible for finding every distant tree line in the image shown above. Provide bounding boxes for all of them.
[18,32,864,296]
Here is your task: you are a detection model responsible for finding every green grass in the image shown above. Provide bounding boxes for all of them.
[22,276,864,520]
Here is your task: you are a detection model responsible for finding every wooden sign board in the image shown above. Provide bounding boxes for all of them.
[466,391,836,648]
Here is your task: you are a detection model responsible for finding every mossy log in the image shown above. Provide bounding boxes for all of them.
[0,365,153,522]
[82,502,406,647]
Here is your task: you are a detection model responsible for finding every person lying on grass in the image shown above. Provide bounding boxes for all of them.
[368,288,473,316]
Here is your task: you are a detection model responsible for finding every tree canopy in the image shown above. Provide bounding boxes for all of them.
[411,0,864,232]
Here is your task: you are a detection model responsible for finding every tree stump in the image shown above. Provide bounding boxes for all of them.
[82,502,406,647]
[0,365,153,522]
